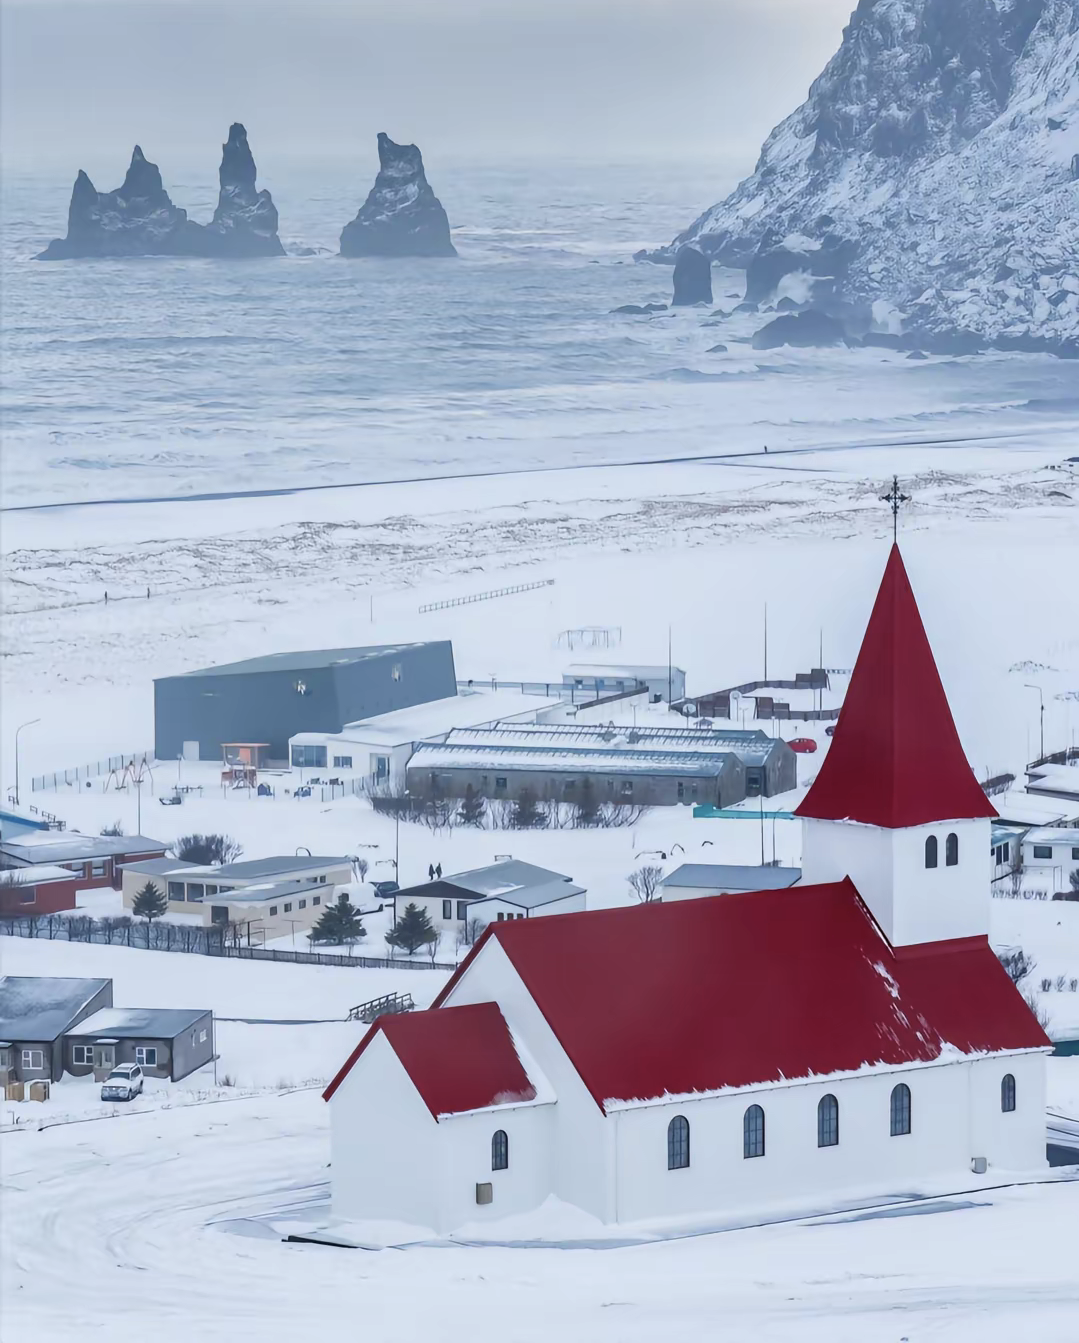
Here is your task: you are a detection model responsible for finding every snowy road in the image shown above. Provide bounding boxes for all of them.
[4,1090,1079,1343]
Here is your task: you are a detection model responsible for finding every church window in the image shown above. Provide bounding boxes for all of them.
[924,835,938,868]
[667,1115,690,1169]
[743,1104,765,1158]
[491,1129,508,1170]
[817,1094,839,1147]
[890,1083,911,1136]
[945,833,958,866]
[1001,1074,1016,1113]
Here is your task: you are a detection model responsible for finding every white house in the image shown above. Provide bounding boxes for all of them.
[324,546,1049,1235]
[1020,826,1079,890]
[392,860,586,939]
[563,663,686,703]
[658,863,802,902]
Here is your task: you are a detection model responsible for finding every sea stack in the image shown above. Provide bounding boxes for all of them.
[340,133,456,258]
[671,246,712,305]
[201,124,284,257]
[36,146,197,259]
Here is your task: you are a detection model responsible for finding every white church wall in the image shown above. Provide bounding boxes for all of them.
[968,1052,1047,1172]
[800,816,990,946]
[437,1102,556,1231]
[441,938,614,1220]
[329,1031,442,1230]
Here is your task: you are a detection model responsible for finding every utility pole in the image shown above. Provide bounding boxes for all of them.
[14,718,41,806]
[668,625,673,704]
[763,603,768,681]
[1025,684,1045,760]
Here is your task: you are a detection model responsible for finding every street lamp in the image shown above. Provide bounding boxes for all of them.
[14,718,41,806]
[1024,684,1045,761]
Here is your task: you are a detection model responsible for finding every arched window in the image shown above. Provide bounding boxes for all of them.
[925,835,938,869]
[491,1129,508,1171]
[817,1094,839,1147]
[1001,1074,1016,1113]
[743,1104,765,1159]
[667,1115,690,1169]
[945,832,959,866]
[890,1083,911,1136]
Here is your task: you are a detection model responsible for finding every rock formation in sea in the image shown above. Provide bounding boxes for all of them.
[340,133,457,257]
[644,0,1079,355]
[752,309,849,350]
[671,246,712,305]
[36,127,283,260]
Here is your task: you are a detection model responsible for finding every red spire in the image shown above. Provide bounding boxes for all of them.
[796,545,996,829]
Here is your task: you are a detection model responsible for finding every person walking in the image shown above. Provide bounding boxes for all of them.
[428,863,436,881]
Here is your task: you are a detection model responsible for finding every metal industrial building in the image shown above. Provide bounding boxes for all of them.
[406,722,796,807]
[153,643,457,763]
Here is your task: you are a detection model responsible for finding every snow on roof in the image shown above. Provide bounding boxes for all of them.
[324,1001,538,1117]
[447,859,577,897]
[445,722,779,757]
[0,864,79,884]
[411,742,735,778]
[797,545,997,829]
[70,1006,209,1039]
[117,858,200,877]
[428,881,1048,1112]
[165,644,427,678]
[992,791,1078,827]
[1025,764,1079,799]
[324,690,561,746]
[0,833,167,863]
[0,976,111,1042]
[661,863,802,890]
[1023,827,1079,845]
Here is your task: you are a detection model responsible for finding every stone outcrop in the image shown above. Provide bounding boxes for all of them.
[340,133,456,257]
[751,309,849,350]
[671,246,712,305]
[36,127,283,260]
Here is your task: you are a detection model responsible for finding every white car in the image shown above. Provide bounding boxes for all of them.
[101,1064,144,1101]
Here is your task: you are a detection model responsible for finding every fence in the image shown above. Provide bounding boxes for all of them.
[32,750,154,794]
[0,915,457,970]
[418,578,553,614]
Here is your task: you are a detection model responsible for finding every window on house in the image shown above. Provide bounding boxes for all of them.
[199,1030,207,1043]
[319,875,327,883]
[817,1094,839,1147]
[1001,1074,1016,1113]
[167,881,185,901]
[945,833,959,866]
[1032,845,1052,860]
[677,782,684,800]
[890,1083,911,1136]
[333,755,353,769]
[21,1049,44,1071]
[491,1129,509,1171]
[667,1115,690,1169]
[924,835,938,869]
[495,777,507,791]
[19,889,35,905]
[1072,847,1079,861]
[457,901,469,921]
[91,860,107,878]
[187,883,204,901]
[71,1045,94,1066]
[743,1104,765,1158]
[204,885,218,896]
[269,905,278,916]
[496,912,505,921]
[620,781,633,796]
[291,745,326,769]
[284,903,292,913]
[299,899,306,909]
[442,900,452,920]
[135,1046,158,1067]
[313,895,320,906]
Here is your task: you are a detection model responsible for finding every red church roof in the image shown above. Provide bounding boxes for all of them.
[421,885,1046,1113]
[796,544,997,829]
[323,1000,536,1116]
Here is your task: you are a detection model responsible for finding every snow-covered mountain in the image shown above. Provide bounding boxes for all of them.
[653,0,1079,353]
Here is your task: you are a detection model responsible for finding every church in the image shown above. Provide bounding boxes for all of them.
[324,547,1050,1234]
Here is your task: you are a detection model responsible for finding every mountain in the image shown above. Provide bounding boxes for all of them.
[649,0,1079,354]
[340,133,457,257]
[36,126,283,260]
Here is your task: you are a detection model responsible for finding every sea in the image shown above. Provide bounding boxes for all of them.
[2,158,1077,510]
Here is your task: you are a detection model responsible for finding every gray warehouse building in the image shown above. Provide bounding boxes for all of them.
[154,643,456,763]
[406,722,795,808]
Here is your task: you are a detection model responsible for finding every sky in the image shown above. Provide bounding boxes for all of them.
[1,0,855,175]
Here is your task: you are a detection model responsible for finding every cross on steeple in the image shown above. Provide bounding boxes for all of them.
[880,475,911,542]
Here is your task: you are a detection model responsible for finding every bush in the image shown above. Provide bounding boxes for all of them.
[170,833,243,865]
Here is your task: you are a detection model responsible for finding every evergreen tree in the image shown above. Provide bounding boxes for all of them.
[511,787,546,829]
[575,776,600,827]
[132,881,167,945]
[457,784,486,827]
[310,894,366,948]
[386,901,437,955]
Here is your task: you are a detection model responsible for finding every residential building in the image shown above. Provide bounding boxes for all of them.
[0,865,81,917]
[0,976,113,1084]
[66,1008,214,1081]
[1021,827,1079,888]
[563,663,686,703]
[1025,757,1079,805]
[393,861,586,936]
[287,689,562,790]
[154,642,457,763]
[323,546,1048,1235]
[0,833,168,890]
[658,863,802,902]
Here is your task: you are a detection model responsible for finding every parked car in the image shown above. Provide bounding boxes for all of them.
[101,1064,144,1101]
[372,879,400,898]
[789,737,818,754]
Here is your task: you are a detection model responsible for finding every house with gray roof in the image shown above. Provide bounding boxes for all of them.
[66,1006,214,1082]
[658,863,803,903]
[394,860,586,936]
[0,976,113,1084]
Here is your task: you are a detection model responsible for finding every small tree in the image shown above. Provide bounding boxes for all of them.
[132,880,167,943]
[458,785,487,828]
[997,947,1036,987]
[575,777,600,828]
[511,788,546,830]
[352,856,370,883]
[171,833,243,865]
[99,820,125,837]
[1070,868,1079,895]
[386,902,437,955]
[628,864,663,903]
[310,894,367,949]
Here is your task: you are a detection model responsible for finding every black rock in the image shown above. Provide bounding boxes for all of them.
[861,332,904,349]
[776,296,802,312]
[732,301,759,314]
[751,309,848,350]
[340,133,456,258]
[903,327,987,355]
[672,246,712,305]
[202,124,284,257]
[611,302,668,314]
[707,343,728,353]
[906,350,929,360]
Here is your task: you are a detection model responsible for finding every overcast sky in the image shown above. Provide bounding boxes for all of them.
[1,0,854,176]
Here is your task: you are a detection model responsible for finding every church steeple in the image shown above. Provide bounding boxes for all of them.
[797,544,996,830]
